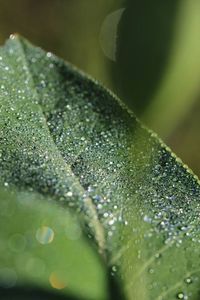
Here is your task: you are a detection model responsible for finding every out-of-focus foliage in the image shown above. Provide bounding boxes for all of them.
[0,188,107,300]
[169,100,200,177]
[109,0,200,176]
[114,0,200,139]
[114,0,180,116]
[0,0,119,83]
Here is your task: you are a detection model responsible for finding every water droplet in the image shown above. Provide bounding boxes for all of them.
[185,277,192,284]
[31,57,37,63]
[148,268,154,274]
[47,52,52,58]
[66,191,73,197]
[155,253,161,259]
[9,34,16,40]
[36,226,54,244]
[143,215,152,223]
[49,272,67,290]
[177,292,185,299]
[108,219,115,226]
[112,265,117,272]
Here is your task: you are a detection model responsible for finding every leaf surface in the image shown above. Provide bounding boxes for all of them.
[0,188,107,300]
[0,36,200,299]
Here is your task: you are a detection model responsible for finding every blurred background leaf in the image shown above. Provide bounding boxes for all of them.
[112,0,200,175]
[0,188,107,300]
[0,0,200,176]
[114,0,180,116]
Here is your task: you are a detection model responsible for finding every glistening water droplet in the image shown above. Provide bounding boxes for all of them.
[36,226,54,244]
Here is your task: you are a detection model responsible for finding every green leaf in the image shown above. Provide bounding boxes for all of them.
[0,35,200,299]
[0,188,107,300]
[114,0,200,137]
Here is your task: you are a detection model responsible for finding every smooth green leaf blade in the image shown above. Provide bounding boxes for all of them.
[0,36,200,299]
[0,188,107,300]
[114,0,179,113]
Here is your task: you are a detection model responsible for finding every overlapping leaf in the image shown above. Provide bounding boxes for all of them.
[114,0,200,136]
[0,188,107,300]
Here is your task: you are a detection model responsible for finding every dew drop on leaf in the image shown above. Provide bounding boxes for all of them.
[49,271,67,290]
[36,226,54,245]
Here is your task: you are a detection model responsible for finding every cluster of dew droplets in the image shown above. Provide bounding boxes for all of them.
[21,36,200,299]
[0,35,200,299]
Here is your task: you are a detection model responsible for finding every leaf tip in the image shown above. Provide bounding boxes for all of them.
[7,33,27,46]
[9,33,20,40]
